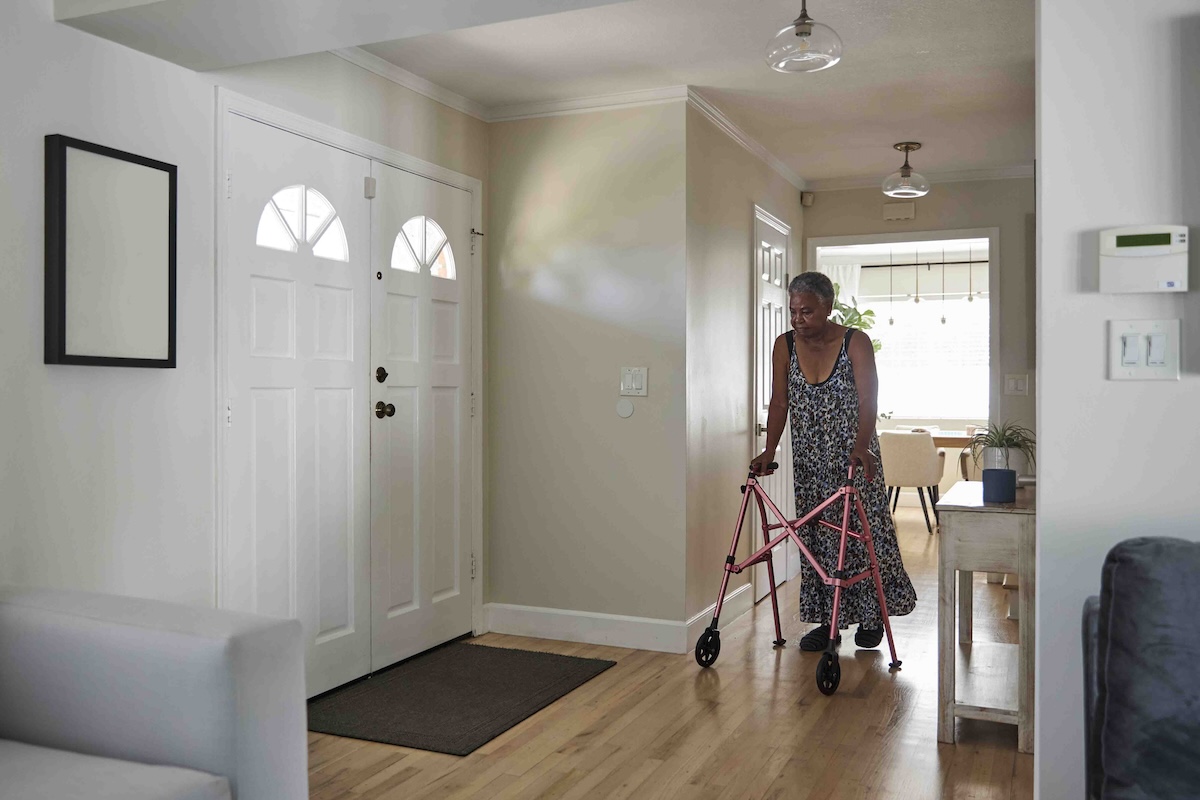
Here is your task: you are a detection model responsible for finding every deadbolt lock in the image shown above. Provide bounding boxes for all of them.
[376,366,388,383]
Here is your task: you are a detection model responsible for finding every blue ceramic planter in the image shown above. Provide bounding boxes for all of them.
[982,468,1017,503]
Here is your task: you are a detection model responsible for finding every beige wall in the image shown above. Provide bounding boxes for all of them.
[486,103,688,620]
[683,105,804,619]
[802,179,1036,431]
[209,52,489,182]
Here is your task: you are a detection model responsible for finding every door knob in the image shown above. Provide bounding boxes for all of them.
[376,366,388,383]
[757,423,768,436]
[375,401,396,419]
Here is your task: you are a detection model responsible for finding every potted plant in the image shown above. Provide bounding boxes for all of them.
[967,421,1036,503]
[831,283,882,353]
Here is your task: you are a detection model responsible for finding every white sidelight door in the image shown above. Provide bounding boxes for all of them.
[222,113,373,696]
[369,161,474,671]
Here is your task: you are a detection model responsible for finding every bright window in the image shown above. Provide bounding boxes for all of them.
[390,216,456,279]
[255,185,349,262]
[817,238,989,419]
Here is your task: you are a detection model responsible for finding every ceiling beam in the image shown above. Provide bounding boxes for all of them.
[55,0,630,71]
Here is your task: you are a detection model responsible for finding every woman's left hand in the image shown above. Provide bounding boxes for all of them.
[849,445,877,481]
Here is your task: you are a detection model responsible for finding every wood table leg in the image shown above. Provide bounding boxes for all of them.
[938,542,956,745]
[1017,523,1036,753]
[958,569,973,644]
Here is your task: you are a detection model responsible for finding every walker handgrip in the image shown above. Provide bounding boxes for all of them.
[748,462,779,478]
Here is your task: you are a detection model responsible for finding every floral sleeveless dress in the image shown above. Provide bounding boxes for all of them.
[788,329,917,628]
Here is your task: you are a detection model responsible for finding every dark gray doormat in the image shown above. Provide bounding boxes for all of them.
[306,642,616,756]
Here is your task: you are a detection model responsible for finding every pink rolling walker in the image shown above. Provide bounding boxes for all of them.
[694,462,902,695]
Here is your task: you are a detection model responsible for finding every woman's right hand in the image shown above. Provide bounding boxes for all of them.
[750,451,777,476]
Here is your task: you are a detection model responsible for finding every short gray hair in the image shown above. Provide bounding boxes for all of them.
[788,271,835,304]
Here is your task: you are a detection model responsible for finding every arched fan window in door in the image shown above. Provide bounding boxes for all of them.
[255,184,349,263]
[390,216,456,279]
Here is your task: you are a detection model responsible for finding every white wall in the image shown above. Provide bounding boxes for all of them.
[0,0,216,606]
[1036,2,1200,797]
[486,104,689,622]
[683,104,803,620]
[0,0,488,607]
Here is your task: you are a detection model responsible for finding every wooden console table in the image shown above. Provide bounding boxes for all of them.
[935,481,1036,753]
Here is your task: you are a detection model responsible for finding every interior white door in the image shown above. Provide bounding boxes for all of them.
[370,162,474,670]
[753,212,798,601]
[222,114,372,697]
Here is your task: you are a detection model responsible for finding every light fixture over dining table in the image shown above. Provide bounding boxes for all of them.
[882,142,931,198]
[765,0,842,73]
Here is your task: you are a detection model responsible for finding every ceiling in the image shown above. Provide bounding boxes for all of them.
[54,0,630,71]
[361,0,1035,186]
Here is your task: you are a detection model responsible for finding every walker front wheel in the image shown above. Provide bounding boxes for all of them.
[695,628,721,668]
[816,652,841,695]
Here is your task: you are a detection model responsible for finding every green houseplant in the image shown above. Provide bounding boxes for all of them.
[968,421,1036,502]
[968,421,1036,471]
[831,283,882,353]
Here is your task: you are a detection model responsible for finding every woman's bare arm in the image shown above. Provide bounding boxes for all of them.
[846,329,880,479]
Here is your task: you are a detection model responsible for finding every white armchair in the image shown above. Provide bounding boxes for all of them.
[0,586,308,800]
[878,431,946,533]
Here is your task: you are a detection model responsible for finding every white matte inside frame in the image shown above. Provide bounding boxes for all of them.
[65,148,170,359]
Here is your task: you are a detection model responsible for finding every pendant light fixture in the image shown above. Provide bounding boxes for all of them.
[888,265,894,325]
[765,0,842,74]
[882,142,931,198]
[940,254,947,324]
[966,243,975,302]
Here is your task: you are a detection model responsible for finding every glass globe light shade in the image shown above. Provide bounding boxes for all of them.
[882,167,930,198]
[766,18,842,73]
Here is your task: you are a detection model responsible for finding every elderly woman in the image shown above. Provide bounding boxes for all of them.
[750,272,916,651]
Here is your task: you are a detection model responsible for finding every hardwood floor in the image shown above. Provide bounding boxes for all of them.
[307,506,1034,799]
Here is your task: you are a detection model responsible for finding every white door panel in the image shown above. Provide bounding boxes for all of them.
[370,162,473,671]
[223,113,372,697]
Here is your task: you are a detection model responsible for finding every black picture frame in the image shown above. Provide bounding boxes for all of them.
[45,134,177,368]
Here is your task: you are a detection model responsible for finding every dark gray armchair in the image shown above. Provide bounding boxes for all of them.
[1083,537,1200,800]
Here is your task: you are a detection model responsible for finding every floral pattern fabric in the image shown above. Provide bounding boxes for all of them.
[788,329,917,628]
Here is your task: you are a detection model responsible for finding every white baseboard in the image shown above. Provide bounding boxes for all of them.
[685,582,756,647]
[484,583,756,655]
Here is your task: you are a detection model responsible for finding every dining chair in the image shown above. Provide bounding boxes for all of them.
[878,431,945,533]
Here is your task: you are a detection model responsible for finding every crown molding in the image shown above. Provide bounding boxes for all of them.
[686,89,806,191]
[805,164,1036,193]
[328,49,805,191]
[330,47,489,122]
[487,86,690,121]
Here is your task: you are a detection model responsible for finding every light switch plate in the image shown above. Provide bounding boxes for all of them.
[620,367,648,396]
[1003,374,1029,396]
[1108,319,1181,381]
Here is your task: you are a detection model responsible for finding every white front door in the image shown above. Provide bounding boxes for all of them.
[753,210,798,601]
[369,162,474,670]
[222,113,373,696]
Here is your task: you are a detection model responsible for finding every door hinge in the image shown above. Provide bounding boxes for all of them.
[470,553,477,579]
[225,399,233,427]
[364,176,377,199]
[470,393,477,417]
[225,171,232,200]
[470,228,484,256]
